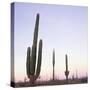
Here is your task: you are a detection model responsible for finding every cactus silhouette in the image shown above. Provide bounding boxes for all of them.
[65,54,69,83]
[26,13,43,85]
[52,49,55,80]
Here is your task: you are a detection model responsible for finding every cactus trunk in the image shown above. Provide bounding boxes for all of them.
[30,14,39,75]
[36,39,42,77]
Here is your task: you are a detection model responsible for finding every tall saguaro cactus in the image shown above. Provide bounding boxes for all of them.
[52,49,55,80]
[65,54,69,83]
[26,13,43,85]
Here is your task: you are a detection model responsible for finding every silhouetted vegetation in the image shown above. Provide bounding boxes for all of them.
[26,13,43,86]
[52,49,55,80]
[64,54,69,83]
[14,77,88,87]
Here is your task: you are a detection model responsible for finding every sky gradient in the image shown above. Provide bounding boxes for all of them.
[13,2,88,82]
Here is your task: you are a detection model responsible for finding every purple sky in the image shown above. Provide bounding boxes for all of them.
[13,2,88,82]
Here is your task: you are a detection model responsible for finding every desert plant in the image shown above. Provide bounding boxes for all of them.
[65,54,69,83]
[26,13,43,85]
[52,49,55,80]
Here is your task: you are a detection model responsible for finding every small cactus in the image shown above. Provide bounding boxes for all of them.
[65,54,69,83]
[52,49,55,80]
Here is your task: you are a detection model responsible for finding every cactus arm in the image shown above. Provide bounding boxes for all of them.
[30,45,36,75]
[26,47,31,78]
[36,39,42,77]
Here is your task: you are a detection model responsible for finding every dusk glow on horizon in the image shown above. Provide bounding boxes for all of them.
[13,2,88,82]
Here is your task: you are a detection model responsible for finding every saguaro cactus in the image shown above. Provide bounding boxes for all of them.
[52,49,55,80]
[65,54,69,83]
[26,13,43,85]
